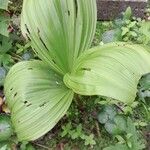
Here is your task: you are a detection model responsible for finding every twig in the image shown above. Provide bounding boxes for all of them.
[95,121,101,137]
[33,143,52,150]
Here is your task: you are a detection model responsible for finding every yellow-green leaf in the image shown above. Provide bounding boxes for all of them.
[21,0,97,75]
[4,61,74,141]
[64,42,150,104]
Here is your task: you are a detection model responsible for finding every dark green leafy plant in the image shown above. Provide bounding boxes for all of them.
[104,115,127,135]
[101,7,150,45]
[104,118,145,150]
[3,0,150,142]
[61,123,96,146]
[98,105,127,135]
[98,105,117,124]
[0,35,15,86]
[0,114,13,141]
[0,1,15,86]
[0,36,13,66]
[137,73,150,121]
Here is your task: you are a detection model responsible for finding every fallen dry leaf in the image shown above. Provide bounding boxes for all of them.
[2,103,10,114]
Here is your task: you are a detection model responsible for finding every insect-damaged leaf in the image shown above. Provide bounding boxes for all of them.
[21,0,97,75]
[64,42,150,104]
[4,61,74,141]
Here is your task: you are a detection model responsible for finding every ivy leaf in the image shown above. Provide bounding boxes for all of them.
[103,114,127,135]
[98,111,109,124]
[114,115,127,133]
[98,105,117,124]
[105,120,119,135]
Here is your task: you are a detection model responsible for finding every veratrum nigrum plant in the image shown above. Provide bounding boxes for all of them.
[4,0,150,141]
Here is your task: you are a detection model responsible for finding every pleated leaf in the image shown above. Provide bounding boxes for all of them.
[4,61,74,141]
[0,0,9,10]
[64,42,150,104]
[21,0,97,75]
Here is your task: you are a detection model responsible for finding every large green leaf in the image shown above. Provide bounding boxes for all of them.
[4,61,74,141]
[21,0,97,75]
[0,14,10,37]
[64,42,150,104]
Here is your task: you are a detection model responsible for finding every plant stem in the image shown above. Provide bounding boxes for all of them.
[33,143,52,150]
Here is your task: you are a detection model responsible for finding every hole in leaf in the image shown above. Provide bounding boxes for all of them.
[14,93,17,97]
[74,0,78,17]
[24,101,32,107]
[39,37,49,51]
[25,33,31,41]
[24,101,28,104]
[39,102,47,107]
[68,10,70,16]
[37,28,49,51]
[28,68,33,70]
[26,103,32,107]
[37,28,40,34]
[25,24,31,34]
[52,59,56,64]
[81,68,91,71]
[141,89,145,92]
